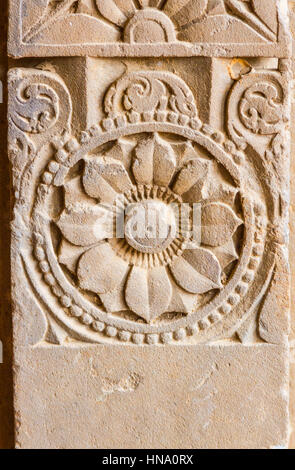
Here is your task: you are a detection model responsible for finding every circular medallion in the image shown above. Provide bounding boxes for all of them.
[25,71,268,344]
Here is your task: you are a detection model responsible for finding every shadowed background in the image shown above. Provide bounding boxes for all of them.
[0,0,14,450]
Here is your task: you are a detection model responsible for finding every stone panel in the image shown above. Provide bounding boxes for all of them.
[14,345,288,449]
[8,0,291,58]
[7,0,292,449]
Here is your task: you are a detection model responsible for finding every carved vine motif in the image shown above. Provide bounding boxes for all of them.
[21,0,279,45]
[224,64,290,346]
[227,67,290,227]
[8,67,289,345]
[8,68,73,199]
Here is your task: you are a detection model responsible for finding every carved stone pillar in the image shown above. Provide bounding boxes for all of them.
[8,0,291,448]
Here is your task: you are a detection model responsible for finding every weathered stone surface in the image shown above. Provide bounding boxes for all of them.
[287,0,295,448]
[14,345,288,449]
[6,0,292,449]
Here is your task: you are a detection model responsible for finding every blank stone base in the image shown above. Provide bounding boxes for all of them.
[14,344,288,449]
[7,1,291,449]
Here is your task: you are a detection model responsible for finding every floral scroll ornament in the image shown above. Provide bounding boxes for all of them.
[8,68,72,204]
[227,71,288,149]
[104,71,197,121]
[239,81,285,135]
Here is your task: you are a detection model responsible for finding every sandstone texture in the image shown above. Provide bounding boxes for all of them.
[8,0,292,58]
[14,345,289,449]
[4,0,293,449]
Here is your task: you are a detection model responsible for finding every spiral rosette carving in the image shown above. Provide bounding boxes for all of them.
[12,71,281,346]
[12,81,59,134]
[8,68,73,203]
[8,68,72,141]
[227,71,288,149]
[239,81,285,135]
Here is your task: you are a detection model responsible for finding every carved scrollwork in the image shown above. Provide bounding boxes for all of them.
[104,71,198,120]
[8,68,72,147]
[227,71,289,150]
[239,81,285,135]
[8,68,73,200]
[12,81,59,134]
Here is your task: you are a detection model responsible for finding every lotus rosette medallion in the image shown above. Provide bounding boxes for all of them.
[57,132,243,323]
[13,69,271,344]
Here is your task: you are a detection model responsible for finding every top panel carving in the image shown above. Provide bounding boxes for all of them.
[9,0,291,58]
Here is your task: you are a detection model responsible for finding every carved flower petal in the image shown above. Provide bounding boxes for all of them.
[96,0,128,26]
[201,181,238,206]
[170,141,201,168]
[64,176,97,209]
[133,134,176,187]
[196,161,238,204]
[209,239,239,270]
[172,158,209,196]
[125,266,172,322]
[180,160,238,205]
[170,247,222,294]
[139,0,163,8]
[58,239,90,274]
[99,277,128,313]
[183,180,238,206]
[201,203,242,247]
[83,157,133,203]
[167,280,198,314]
[113,0,137,17]
[164,0,209,27]
[77,243,129,294]
[105,138,136,169]
[57,205,113,247]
